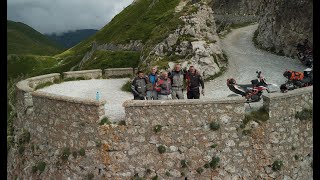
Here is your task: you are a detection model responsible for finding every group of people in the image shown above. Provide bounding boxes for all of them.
[131,64,205,100]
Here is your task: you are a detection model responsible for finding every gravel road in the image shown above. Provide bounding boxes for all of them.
[38,24,307,121]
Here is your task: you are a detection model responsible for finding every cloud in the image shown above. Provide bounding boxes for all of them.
[7,0,134,34]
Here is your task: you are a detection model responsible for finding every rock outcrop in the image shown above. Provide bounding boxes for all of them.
[142,1,227,79]
[209,0,263,34]
[255,0,313,57]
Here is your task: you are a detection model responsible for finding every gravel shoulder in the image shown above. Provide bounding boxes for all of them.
[38,24,307,120]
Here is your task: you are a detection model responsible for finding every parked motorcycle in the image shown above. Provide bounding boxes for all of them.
[280,68,313,93]
[296,40,313,68]
[227,71,275,102]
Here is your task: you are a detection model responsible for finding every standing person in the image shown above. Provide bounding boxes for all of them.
[155,71,172,100]
[169,63,185,99]
[185,65,205,99]
[131,71,147,100]
[146,67,159,100]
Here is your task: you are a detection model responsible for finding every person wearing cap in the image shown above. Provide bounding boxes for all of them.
[169,63,185,99]
[155,71,172,100]
[185,65,204,99]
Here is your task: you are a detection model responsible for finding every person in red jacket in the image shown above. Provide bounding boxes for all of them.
[155,71,172,100]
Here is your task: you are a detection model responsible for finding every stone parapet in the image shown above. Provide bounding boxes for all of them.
[263,86,313,120]
[63,69,102,79]
[104,68,137,78]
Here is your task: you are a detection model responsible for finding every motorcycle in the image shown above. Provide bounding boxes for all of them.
[227,71,275,102]
[280,68,313,93]
[296,40,313,68]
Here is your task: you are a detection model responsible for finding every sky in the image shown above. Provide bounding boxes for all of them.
[7,0,134,34]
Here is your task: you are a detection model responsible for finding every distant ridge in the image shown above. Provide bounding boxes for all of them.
[7,20,63,56]
[46,29,99,49]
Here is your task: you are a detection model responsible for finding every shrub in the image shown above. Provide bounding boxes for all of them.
[165,171,171,177]
[295,108,312,121]
[37,161,46,172]
[210,144,217,148]
[95,141,102,148]
[209,156,220,169]
[34,81,54,90]
[157,145,166,154]
[18,130,31,145]
[99,117,111,125]
[153,125,162,133]
[72,151,78,158]
[121,81,132,92]
[61,147,71,161]
[203,163,210,168]
[181,160,188,168]
[32,165,38,173]
[196,167,204,174]
[18,146,25,155]
[272,160,283,171]
[118,120,126,125]
[209,122,220,131]
[87,173,94,180]
[294,155,299,161]
[244,106,269,124]
[242,129,252,136]
[152,175,158,180]
[146,168,152,174]
[79,148,86,156]
[53,77,62,84]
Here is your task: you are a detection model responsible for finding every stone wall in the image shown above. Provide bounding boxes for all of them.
[30,91,106,149]
[255,0,313,57]
[263,86,313,120]
[63,69,102,79]
[8,74,313,179]
[27,73,60,89]
[104,68,137,78]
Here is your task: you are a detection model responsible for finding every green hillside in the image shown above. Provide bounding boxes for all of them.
[7,20,63,56]
[50,0,183,71]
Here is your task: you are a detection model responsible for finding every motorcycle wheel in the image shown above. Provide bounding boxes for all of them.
[250,94,261,102]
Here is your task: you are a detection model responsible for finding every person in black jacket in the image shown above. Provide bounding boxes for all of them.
[185,65,204,99]
[131,71,147,100]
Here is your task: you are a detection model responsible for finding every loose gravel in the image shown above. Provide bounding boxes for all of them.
[38,24,307,120]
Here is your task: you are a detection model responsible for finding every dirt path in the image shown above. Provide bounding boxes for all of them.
[203,24,306,100]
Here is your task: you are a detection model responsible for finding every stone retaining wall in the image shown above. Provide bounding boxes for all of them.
[27,73,60,89]
[29,91,106,149]
[9,75,313,179]
[63,69,102,79]
[263,86,313,120]
[104,68,137,78]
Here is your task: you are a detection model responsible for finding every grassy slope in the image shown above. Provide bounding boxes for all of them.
[55,0,182,71]
[7,20,63,56]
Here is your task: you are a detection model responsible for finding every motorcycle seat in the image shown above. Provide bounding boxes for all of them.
[237,84,254,90]
[228,84,251,96]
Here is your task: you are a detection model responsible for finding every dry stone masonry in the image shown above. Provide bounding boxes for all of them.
[8,71,313,179]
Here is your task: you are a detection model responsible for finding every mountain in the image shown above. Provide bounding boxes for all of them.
[46,29,99,49]
[41,0,227,80]
[7,20,63,56]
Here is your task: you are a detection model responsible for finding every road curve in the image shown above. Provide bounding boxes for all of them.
[203,24,306,100]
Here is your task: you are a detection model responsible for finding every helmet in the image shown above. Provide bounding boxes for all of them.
[283,71,292,79]
[227,78,236,85]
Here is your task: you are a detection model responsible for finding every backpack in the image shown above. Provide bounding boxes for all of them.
[283,70,304,81]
